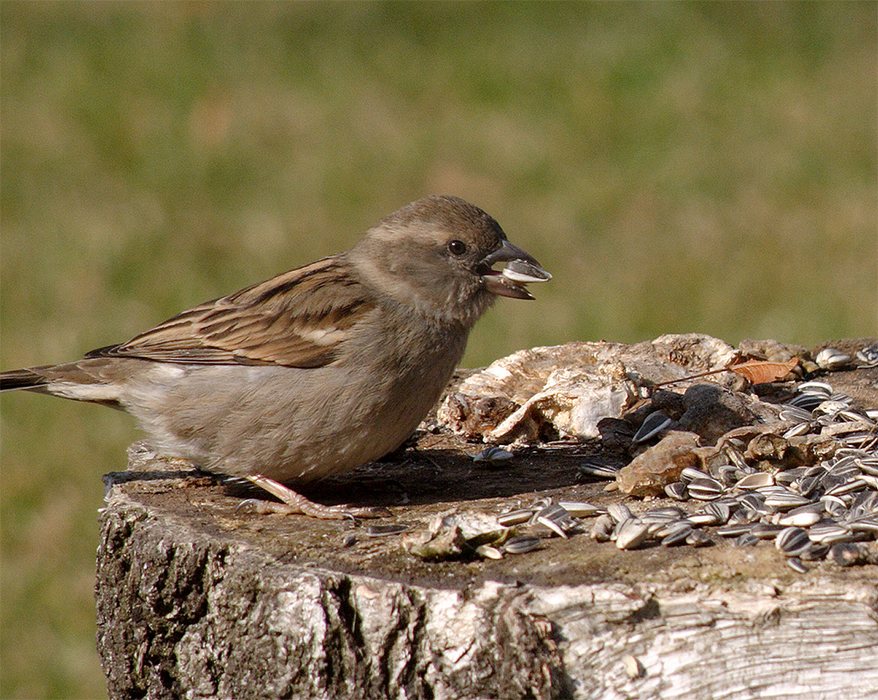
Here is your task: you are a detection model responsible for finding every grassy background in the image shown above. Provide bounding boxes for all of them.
[1,2,875,697]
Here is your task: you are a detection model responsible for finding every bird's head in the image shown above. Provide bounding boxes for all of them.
[350,195,551,326]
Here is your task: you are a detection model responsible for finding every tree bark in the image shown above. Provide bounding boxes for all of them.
[95,338,878,699]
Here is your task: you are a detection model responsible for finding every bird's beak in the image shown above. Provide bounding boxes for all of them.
[479,239,551,300]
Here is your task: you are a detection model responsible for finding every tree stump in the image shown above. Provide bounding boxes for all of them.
[95,339,878,699]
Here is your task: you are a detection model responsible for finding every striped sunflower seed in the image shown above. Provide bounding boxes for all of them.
[658,521,693,545]
[534,503,577,538]
[856,344,878,367]
[578,461,620,479]
[783,422,813,439]
[476,545,504,560]
[687,477,724,501]
[751,523,783,539]
[558,501,602,518]
[680,467,711,483]
[685,530,713,547]
[786,557,809,574]
[777,502,821,522]
[787,394,824,411]
[632,410,673,443]
[716,523,753,537]
[779,406,814,422]
[797,381,833,396]
[775,526,812,556]
[808,522,853,545]
[497,508,534,527]
[815,347,851,370]
[735,472,775,490]
[735,532,760,547]
[847,516,878,535]
[664,482,688,501]
[607,503,633,524]
[642,507,686,523]
[687,502,731,526]
[615,518,650,550]
[764,491,813,510]
[503,536,542,555]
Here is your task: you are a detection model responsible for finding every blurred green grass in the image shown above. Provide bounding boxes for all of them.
[1,2,875,696]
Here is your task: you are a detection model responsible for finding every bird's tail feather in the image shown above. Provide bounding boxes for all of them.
[0,363,123,406]
[0,368,50,393]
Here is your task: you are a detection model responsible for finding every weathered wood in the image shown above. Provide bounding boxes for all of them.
[95,339,878,699]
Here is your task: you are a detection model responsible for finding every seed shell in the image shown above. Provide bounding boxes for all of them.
[661,523,693,547]
[680,467,710,483]
[503,536,542,555]
[558,501,601,518]
[685,530,713,547]
[687,477,724,501]
[815,347,852,370]
[632,411,673,443]
[735,472,775,490]
[472,446,514,464]
[578,461,620,480]
[615,518,650,550]
[607,503,633,524]
[786,557,809,574]
[497,509,535,527]
[777,505,822,528]
[664,482,688,501]
[775,527,812,556]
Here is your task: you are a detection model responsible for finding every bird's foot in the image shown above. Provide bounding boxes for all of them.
[239,474,388,520]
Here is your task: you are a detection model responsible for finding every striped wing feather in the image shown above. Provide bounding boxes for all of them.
[88,256,372,368]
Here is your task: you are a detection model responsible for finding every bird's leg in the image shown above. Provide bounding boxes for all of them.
[241,474,387,520]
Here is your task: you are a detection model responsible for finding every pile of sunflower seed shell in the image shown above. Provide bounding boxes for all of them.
[495,375,878,573]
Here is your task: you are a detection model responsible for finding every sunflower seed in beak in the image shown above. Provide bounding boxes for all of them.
[480,240,551,299]
[501,259,552,284]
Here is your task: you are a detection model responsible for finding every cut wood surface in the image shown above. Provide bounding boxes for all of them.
[96,337,878,699]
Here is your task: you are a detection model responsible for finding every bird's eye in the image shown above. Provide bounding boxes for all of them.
[447,240,467,256]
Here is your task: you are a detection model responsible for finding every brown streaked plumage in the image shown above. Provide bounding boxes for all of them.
[88,258,371,368]
[1,195,550,518]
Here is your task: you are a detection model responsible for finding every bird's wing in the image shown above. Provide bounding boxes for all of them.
[87,256,374,368]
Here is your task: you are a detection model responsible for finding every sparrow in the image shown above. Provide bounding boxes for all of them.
[1,195,551,518]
